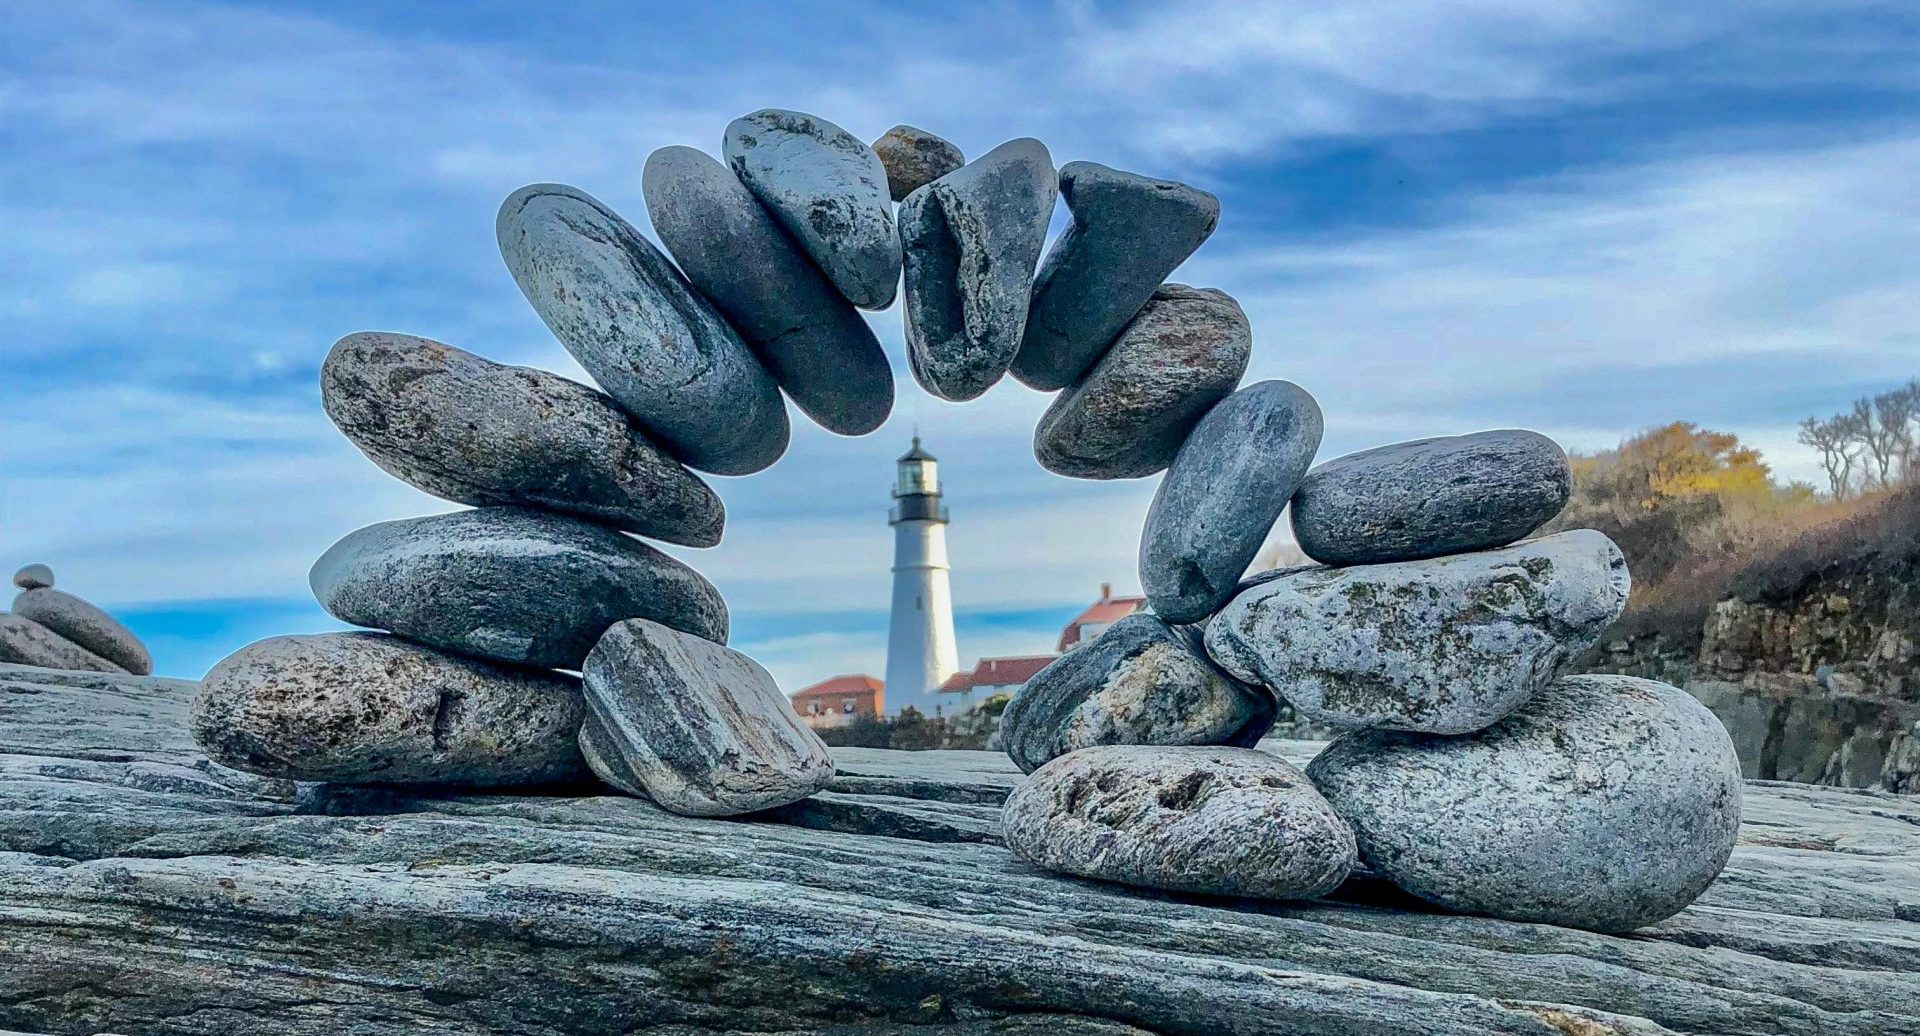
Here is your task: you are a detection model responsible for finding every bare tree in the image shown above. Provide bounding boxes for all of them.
[1875,380,1920,483]
[1798,413,1860,500]
[1848,393,1911,490]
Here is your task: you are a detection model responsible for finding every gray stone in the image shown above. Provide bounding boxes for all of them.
[11,588,151,675]
[310,507,727,670]
[899,137,1055,401]
[496,183,788,475]
[321,331,724,546]
[1140,380,1324,624]
[1033,284,1249,479]
[643,145,893,435]
[1003,745,1355,901]
[1010,162,1220,391]
[0,614,125,674]
[1291,429,1573,566]
[582,618,833,816]
[724,109,900,309]
[12,564,52,590]
[1205,530,1630,734]
[190,632,589,786]
[1307,675,1745,933]
[872,124,965,202]
[577,714,647,798]
[999,613,1274,774]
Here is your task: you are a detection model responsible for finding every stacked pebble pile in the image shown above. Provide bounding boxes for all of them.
[0,565,153,676]
[180,105,1742,932]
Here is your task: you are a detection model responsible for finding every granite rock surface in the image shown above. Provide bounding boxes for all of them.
[0,614,125,674]
[11,588,150,675]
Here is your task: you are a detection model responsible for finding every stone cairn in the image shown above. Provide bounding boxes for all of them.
[187,108,1743,934]
[0,564,153,676]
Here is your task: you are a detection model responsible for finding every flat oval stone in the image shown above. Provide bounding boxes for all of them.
[496,183,788,475]
[0,614,125,674]
[1140,381,1324,624]
[1204,530,1630,735]
[12,564,53,590]
[1291,429,1572,566]
[322,331,724,546]
[1307,674,1743,933]
[999,613,1274,774]
[1003,745,1356,900]
[11,588,151,675]
[725,109,900,309]
[582,618,834,816]
[872,124,964,202]
[900,137,1055,401]
[192,632,589,786]
[1034,284,1249,479]
[310,507,728,670]
[1011,162,1220,391]
[643,146,893,435]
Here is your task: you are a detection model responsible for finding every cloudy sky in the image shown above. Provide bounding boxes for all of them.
[4,0,1917,683]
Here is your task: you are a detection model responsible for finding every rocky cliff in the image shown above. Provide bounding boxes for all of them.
[1,662,1916,1035]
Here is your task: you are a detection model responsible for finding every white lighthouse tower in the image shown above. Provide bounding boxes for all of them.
[884,436,959,717]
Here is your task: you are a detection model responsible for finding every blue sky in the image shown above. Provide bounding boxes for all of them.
[3,0,1918,683]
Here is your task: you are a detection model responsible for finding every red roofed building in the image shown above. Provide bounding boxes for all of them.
[1057,583,1148,651]
[790,674,884,729]
[937,654,1056,711]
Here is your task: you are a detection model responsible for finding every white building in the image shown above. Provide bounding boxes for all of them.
[882,437,959,717]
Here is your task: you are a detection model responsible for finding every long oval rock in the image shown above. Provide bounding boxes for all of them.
[724,109,900,309]
[1290,429,1572,566]
[1140,381,1324,624]
[582,618,834,816]
[191,632,589,786]
[999,613,1274,774]
[1003,745,1356,900]
[11,588,151,675]
[310,507,728,671]
[496,183,789,475]
[1204,530,1630,735]
[1307,674,1743,933]
[0,614,126,674]
[643,146,893,435]
[900,137,1056,401]
[1034,284,1249,479]
[1011,162,1220,391]
[321,331,724,546]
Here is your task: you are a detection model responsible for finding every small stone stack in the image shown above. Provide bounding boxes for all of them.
[0,565,153,676]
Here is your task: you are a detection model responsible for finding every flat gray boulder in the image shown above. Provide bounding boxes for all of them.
[643,145,893,435]
[1140,380,1324,623]
[900,137,1055,401]
[321,331,723,546]
[191,632,589,786]
[1033,284,1249,479]
[725,109,900,309]
[1291,429,1572,565]
[582,618,833,816]
[1308,674,1744,933]
[1004,745,1355,900]
[11,588,150,675]
[1205,530,1630,734]
[1011,162,1220,391]
[12,564,52,590]
[999,613,1274,774]
[872,124,964,201]
[496,183,788,475]
[310,507,727,670]
[0,614,125,674]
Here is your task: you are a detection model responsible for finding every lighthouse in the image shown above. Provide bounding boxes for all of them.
[884,436,959,717]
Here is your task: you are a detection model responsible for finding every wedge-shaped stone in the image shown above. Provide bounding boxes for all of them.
[900,137,1055,401]
[1004,745,1355,900]
[1011,162,1219,390]
[1205,530,1629,735]
[725,109,900,309]
[12,588,150,675]
[0,614,125,674]
[310,507,728,670]
[644,146,892,435]
[999,613,1274,774]
[1291,429,1572,566]
[322,331,723,546]
[1034,284,1249,479]
[497,183,788,475]
[1140,380,1324,623]
[1308,675,1743,933]
[872,124,964,201]
[191,632,589,786]
[582,618,834,817]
